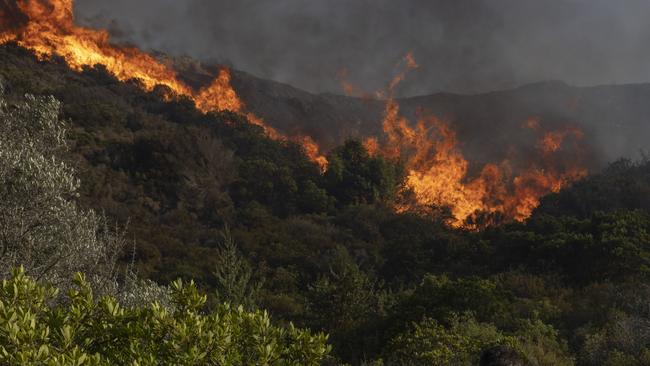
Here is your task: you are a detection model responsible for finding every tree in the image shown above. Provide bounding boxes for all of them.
[212,228,262,310]
[0,91,126,294]
[307,247,390,363]
[384,314,515,366]
[392,275,512,327]
[384,315,573,366]
[495,210,650,283]
[324,139,404,206]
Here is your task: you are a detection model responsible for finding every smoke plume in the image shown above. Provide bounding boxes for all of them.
[74,0,650,96]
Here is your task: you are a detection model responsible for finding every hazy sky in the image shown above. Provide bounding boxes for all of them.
[75,0,650,97]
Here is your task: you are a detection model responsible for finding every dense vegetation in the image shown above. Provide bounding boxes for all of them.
[0,268,329,365]
[2,43,650,365]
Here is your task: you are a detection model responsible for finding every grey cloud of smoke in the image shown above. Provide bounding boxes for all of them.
[74,0,650,96]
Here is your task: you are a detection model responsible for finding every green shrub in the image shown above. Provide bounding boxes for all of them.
[384,314,515,366]
[0,267,330,365]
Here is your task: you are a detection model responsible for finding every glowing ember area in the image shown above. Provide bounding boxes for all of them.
[539,129,584,154]
[368,55,587,227]
[0,0,327,168]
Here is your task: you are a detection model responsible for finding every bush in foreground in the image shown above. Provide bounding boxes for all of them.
[0,267,330,365]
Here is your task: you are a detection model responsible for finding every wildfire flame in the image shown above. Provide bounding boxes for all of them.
[337,68,362,97]
[0,0,328,169]
[367,54,587,227]
[539,129,584,155]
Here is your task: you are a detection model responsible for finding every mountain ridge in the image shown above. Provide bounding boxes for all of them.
[156,51,650,167]
[217,65,650,169]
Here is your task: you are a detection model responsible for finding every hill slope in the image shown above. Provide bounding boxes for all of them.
[4,44,650,365]
[228,69,650,167]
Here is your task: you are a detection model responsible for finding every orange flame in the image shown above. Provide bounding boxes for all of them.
[337,67,377,101]
[386,52,419,96]
[296,135,329,172]
[378,102,587,227]
[195,68,243,113]
[539,128,584,154]
[0,0,327,168]
[524,117,541,130]
[337,68,362,97]
[368,54,587,227]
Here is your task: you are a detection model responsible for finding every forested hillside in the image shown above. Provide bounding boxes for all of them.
[2,43,650,365]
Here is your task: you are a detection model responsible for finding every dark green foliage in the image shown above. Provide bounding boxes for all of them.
[392,275,512,326]
[324,139,404,206]
[212,229,262,310]
[384,315,516,366]
[536,158,650,218]
[490,210,650,283]
[378,212,482,283]
[306,247,391,362]
[480,346,526,366]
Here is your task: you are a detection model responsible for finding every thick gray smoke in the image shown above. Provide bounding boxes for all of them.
[74,0,650,96]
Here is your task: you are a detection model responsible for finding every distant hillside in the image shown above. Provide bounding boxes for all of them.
[154,50,650,171]
[225,69,650,169]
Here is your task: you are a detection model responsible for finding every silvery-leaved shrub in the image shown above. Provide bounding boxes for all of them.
[0,88,168,304]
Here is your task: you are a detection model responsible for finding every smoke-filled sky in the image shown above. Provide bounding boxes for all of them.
[75,0,650,97]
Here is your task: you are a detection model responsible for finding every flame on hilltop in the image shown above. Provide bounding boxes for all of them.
[0,0,327,169]
[366,54,587,227]
[197,69,328,170]
[2,0,194,96]
[195,69,243,113]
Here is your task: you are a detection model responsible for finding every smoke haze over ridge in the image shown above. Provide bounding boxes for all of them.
[75,0,650,97]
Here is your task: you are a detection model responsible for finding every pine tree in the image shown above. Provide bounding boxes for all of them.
[212,228,262,309]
